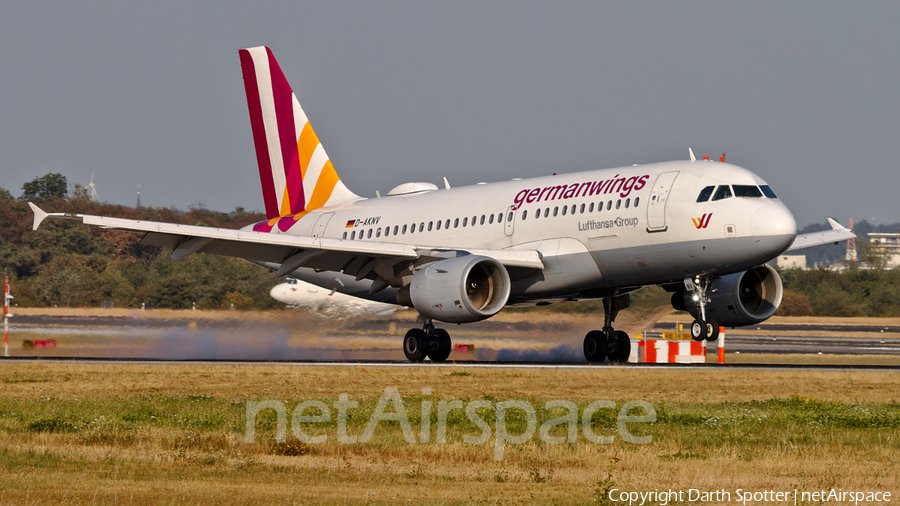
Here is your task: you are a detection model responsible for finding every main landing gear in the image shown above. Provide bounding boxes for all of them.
[583,294,632,364]
[403,319,452,362]
[685,276,719,342]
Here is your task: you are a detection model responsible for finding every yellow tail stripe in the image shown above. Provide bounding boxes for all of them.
[281,187,292,216]
[298,122,320,179]
[305,160,341,210]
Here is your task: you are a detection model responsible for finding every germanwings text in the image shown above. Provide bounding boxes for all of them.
[512,174,650,210]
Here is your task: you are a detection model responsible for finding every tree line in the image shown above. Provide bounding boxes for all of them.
[1,174,280,310]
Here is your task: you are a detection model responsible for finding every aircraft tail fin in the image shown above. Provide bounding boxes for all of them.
[239,46,360,220]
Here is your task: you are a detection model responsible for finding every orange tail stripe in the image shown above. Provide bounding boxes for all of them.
[298,122,320,178]
[306,161,341,210]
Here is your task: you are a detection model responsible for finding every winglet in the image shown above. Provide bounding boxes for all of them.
[688,148,696,162]
[443,177,451,190]
[827,217,847,230]
[28,202,48,231]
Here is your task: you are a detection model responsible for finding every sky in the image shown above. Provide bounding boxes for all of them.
[1,2,898,228]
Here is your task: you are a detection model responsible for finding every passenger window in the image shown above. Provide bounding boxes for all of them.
[367,229,373,239]
[616,199,621,209]
[733,185,763,198]
[535,209,540,219]
[472,215,477,225]
[580,203,585,214]
[376,228,381,238]
[634,197,640,207]
[350,231,355,240]
[589,202,594,212]
[384,227,390,237]
[571,205,576,215]
[445,219,451,229]
[436,220,441,230]
[402,224,407,234]
[498,213,503,224]
[428,221,433,231]
[454,218,459,228]
[419,223,425,232]
[760,185,778,198]
[696,185,715,203]
[561,206,567,216]
[607,200,612,211]
[489,214,494,224]
[711,185,733,201]
[480,215,485,225]
[522,210,527,220]
[463,217,468,227]
[625,198,630,208]
[342,231,347,239]
[553,207,559,217]
[393,225,398,235]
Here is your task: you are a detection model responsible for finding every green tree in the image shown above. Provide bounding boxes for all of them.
[21,173,68,202]
[0,186,12,201]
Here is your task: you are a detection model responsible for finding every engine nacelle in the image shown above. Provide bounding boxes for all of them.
[673,265,784,327]
[397,255,511,323]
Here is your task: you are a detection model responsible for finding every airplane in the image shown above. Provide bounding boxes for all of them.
[29,46,855,363]
[270,277,398,317]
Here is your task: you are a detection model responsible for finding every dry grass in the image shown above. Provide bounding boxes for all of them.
[0,363,898,504]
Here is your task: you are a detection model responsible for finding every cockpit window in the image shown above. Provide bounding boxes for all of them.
[696,185,715,203]
[711,185,732,201]
[733,185,763,198]
[760,185,777,198]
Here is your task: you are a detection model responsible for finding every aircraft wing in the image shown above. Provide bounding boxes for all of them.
[29,204,544,283]
[785,218,856,252]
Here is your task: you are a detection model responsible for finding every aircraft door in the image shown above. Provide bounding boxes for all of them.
[504,206,516,236]
[646,171,679,232]
[312,213,334,238]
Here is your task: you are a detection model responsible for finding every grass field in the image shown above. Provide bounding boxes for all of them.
[0,363,898,505]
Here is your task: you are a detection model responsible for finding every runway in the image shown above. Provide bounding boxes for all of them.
[4,312,900,364]
[3,356,900,373]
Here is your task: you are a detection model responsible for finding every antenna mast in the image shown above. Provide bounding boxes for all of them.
[846,217,857,262]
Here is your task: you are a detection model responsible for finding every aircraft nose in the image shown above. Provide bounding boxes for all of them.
[751,202,797,257]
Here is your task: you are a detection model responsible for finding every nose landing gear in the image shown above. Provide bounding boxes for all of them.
[685,276,719,342]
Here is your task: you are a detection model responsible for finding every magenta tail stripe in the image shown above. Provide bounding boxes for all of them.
[239,49,279,219]
[266,48,306,213]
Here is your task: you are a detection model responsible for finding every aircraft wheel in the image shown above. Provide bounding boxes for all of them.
[705,321,720,342]
[428,328,452,362]
[690,319,708,341]
[612,331,631,364]
[403,329,427,362]
[584,330,607,363]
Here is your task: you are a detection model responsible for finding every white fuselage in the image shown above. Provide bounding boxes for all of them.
[250,160,796,305]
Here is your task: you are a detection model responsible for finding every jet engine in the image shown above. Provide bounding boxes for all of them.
[397,255,511,323]
[672,264,784,327]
